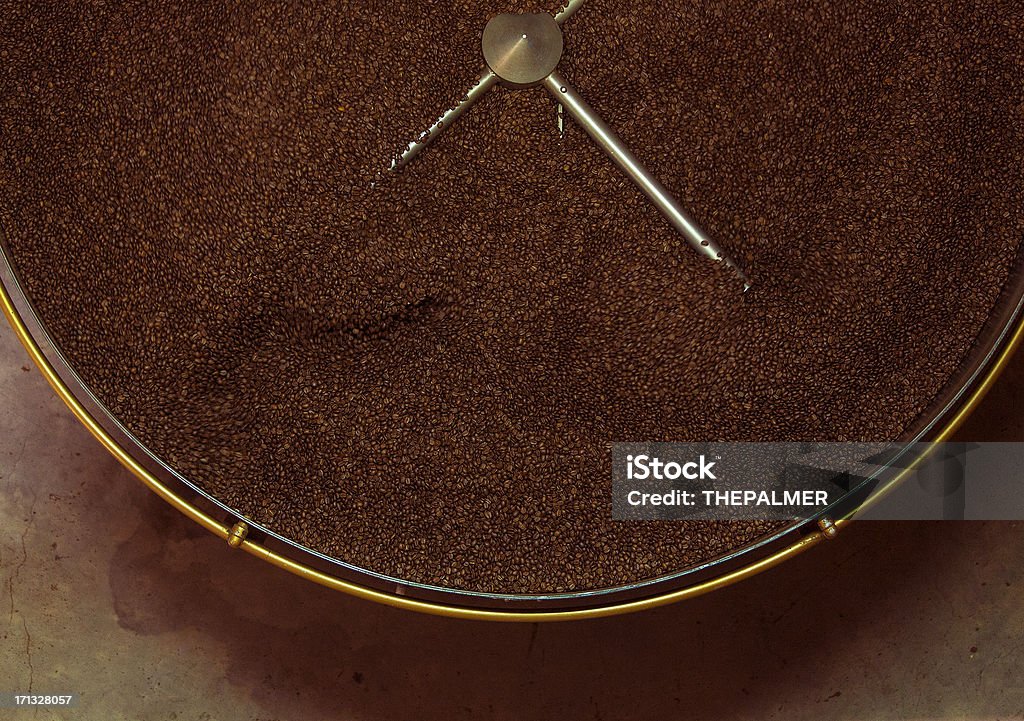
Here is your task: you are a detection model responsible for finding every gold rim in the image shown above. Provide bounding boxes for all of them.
[3,279,1022,621]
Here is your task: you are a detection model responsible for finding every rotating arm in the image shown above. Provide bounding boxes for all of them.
[388,70,499,172]
[542,70,751,289]
[386,1,589,173]
[553,0,588,25]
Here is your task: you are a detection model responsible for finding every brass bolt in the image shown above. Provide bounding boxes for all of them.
[228,521,249,549]
[817,516,838,540]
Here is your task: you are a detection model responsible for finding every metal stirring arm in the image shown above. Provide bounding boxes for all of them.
[553,0,588,24]
[384,6,752,290]
[388,0,589,172]
[543,70,751,289]
[388,70,498,171]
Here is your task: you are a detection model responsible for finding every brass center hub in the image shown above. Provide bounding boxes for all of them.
[481,13,563,88]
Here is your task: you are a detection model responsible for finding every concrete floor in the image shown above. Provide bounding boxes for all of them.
[1,321,1023,721]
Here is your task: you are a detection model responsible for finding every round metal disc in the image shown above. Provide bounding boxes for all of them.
[481,13,563,88]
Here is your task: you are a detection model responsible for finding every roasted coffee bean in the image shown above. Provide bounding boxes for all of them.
[0,1,1021,593]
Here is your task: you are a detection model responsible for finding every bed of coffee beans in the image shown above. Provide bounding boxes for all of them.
[1,1,1021,594]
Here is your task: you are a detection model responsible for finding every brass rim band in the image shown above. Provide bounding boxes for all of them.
[2,264,1022,621]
